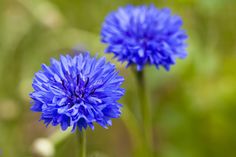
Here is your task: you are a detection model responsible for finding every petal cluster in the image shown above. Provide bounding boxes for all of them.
[30,52,124,131]
[101,5,188,71]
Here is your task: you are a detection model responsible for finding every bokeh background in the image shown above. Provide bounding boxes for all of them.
[0,0,236,157]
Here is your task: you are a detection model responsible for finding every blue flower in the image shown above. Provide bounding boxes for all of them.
[30,52,125,131]
[101,5,188,71]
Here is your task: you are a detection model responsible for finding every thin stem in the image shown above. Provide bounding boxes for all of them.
[135,70,153,156]
[77,130,86,157]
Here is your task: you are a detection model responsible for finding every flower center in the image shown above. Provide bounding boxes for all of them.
[61,75,97,107]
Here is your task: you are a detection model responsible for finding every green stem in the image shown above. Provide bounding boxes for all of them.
[135,70,153,156]
[77,130,86,157]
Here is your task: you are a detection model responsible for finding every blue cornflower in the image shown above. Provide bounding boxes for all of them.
[101,5,188,71]
[30,52,124,131]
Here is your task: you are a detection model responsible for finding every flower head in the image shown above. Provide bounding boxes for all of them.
[101,5,188,71]
[30,52,124,131]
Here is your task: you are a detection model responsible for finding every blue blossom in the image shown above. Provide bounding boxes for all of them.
[101,5,188,71]
[30,52,124,131]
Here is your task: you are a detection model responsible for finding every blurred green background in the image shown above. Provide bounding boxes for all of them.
[0,0,236,157]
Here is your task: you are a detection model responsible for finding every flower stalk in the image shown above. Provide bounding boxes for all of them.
[77,130,86,157]
[135,70,153,156]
